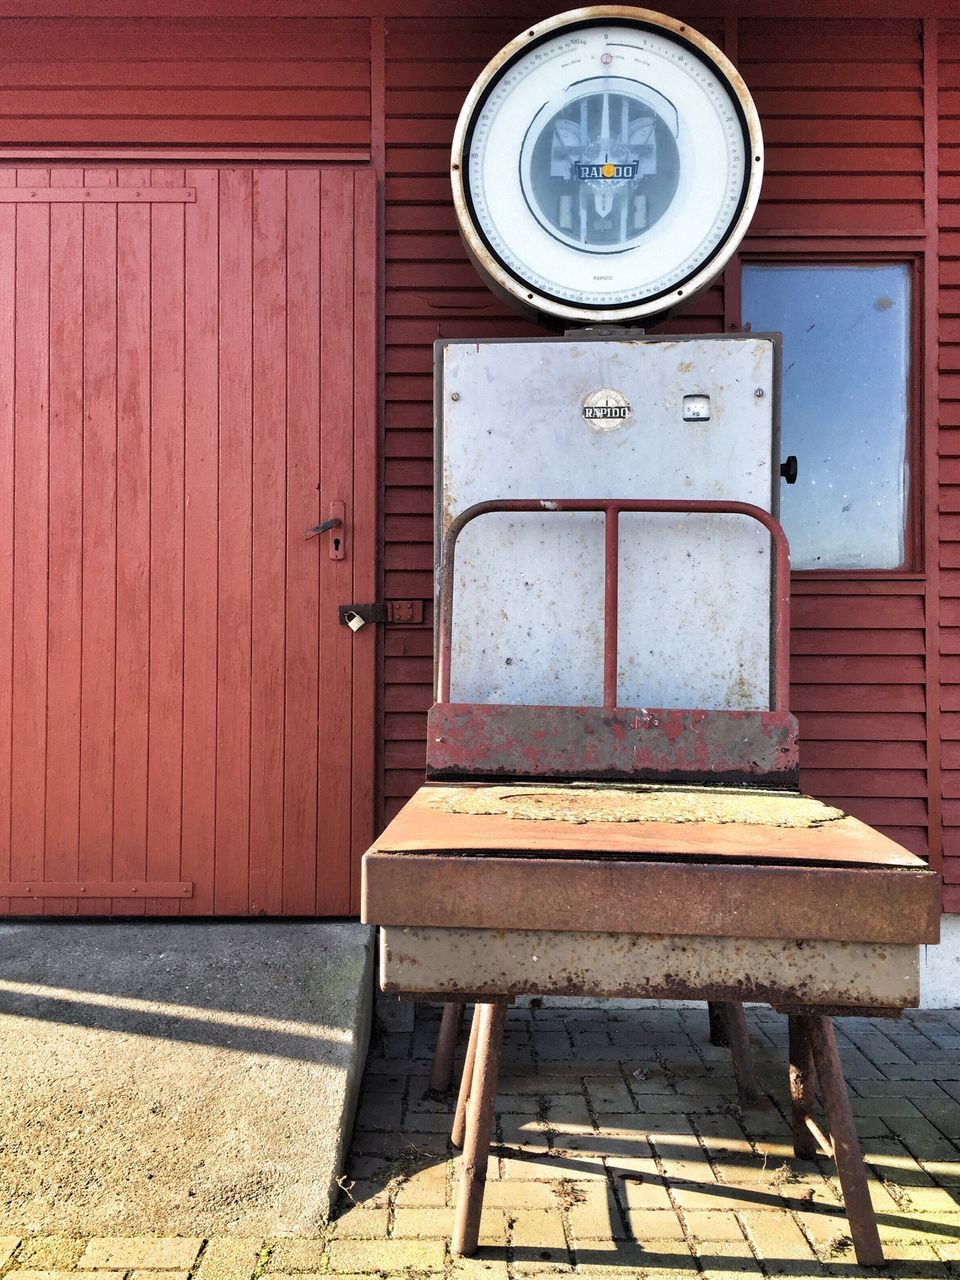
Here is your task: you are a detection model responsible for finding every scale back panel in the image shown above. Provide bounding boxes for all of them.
[436,334,781,710]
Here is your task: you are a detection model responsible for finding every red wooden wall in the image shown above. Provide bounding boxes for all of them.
[738,17,930,864]
[0,0,956,908]
[0,16,371,150]
[941,19,960,908]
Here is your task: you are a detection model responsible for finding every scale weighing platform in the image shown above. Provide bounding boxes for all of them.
[359,7,941,1266]
[363,493,939,1262]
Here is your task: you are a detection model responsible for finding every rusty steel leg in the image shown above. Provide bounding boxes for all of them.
[788,1014,818,1159]
[718,1002,762,1104]
[452,1001,508,1257]
[707,1000,729,1046]
[802,1013,884,1268]
[430,1001,466,1092]
[451,1004,480,1149]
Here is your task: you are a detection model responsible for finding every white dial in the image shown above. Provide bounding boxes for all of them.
[451,8,763,326]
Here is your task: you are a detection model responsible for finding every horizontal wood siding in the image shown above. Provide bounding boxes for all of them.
[0,18,371,148]
[739,19,925,234]
[792,590,928,856]
[385,17,530,819]
[941,22,960,907]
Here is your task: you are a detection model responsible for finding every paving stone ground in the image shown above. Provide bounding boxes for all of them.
[3,1000,960,1279]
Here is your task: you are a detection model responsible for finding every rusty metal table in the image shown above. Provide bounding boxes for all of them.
[362,780,941,1265]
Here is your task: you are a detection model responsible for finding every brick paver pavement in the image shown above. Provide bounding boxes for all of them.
[3,1000,960,1278]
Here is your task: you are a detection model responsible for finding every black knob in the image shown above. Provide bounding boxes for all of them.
[780,456,798,484]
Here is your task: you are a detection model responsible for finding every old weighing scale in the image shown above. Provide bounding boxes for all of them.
[360,7,940,1263]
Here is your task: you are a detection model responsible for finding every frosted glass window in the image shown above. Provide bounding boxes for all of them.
[741,263,910,570]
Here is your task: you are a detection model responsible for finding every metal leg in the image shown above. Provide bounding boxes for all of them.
[452,1000,508,1257]
[718,1001,762,1104]
[802,1013,884,1267]
[788,1014,818,1159]
[707,1000,729,1046]
[430,1001,466,1092]
[451,1003,479,1149]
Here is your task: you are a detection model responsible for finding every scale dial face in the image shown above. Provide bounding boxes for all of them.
[451,7,763,326]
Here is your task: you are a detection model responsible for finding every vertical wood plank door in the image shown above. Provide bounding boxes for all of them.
[0,164,377,917]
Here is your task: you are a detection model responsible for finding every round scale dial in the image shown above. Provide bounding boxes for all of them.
[451,7,763,326]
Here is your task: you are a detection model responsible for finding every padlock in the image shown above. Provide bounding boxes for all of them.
[345,611,366,633]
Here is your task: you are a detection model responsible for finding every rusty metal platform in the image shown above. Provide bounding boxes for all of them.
[365,782,932,864]
[363,782,940,1005]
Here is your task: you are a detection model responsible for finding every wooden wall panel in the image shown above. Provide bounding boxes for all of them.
[739,18,925,233]
[318,167,358,916]
[112,166,152,917]
[0,17,371,149]
[77,166,116,914]
[214,167,254,915]
[248,167,288,918]
[10,168,50,916]
[791,591,928,855]
[0,172,14,913]
[283,169,323,914]
[940,22,960,907]
[44,166,85,916]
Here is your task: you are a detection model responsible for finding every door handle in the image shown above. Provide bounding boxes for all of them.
[304,517,341,539]
[304,500,346,559]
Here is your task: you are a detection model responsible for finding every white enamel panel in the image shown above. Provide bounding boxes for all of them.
[438,336,779,709]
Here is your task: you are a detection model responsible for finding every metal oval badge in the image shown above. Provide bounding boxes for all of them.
[582,387,632,431]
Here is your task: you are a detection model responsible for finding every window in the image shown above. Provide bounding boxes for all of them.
[741,263,912,570]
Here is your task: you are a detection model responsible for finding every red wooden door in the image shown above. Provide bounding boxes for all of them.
[0,164,377,916]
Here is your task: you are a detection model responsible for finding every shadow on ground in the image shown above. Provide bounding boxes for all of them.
[326,998,960,1278]
[0,921,373,1237]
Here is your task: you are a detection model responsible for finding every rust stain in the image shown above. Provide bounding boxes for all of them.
[434,783,844,828]
[426,704,799,787]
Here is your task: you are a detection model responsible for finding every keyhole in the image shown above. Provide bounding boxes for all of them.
[333,537,341,552]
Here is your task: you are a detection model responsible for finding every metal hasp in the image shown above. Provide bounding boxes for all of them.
[338,600,425,627]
